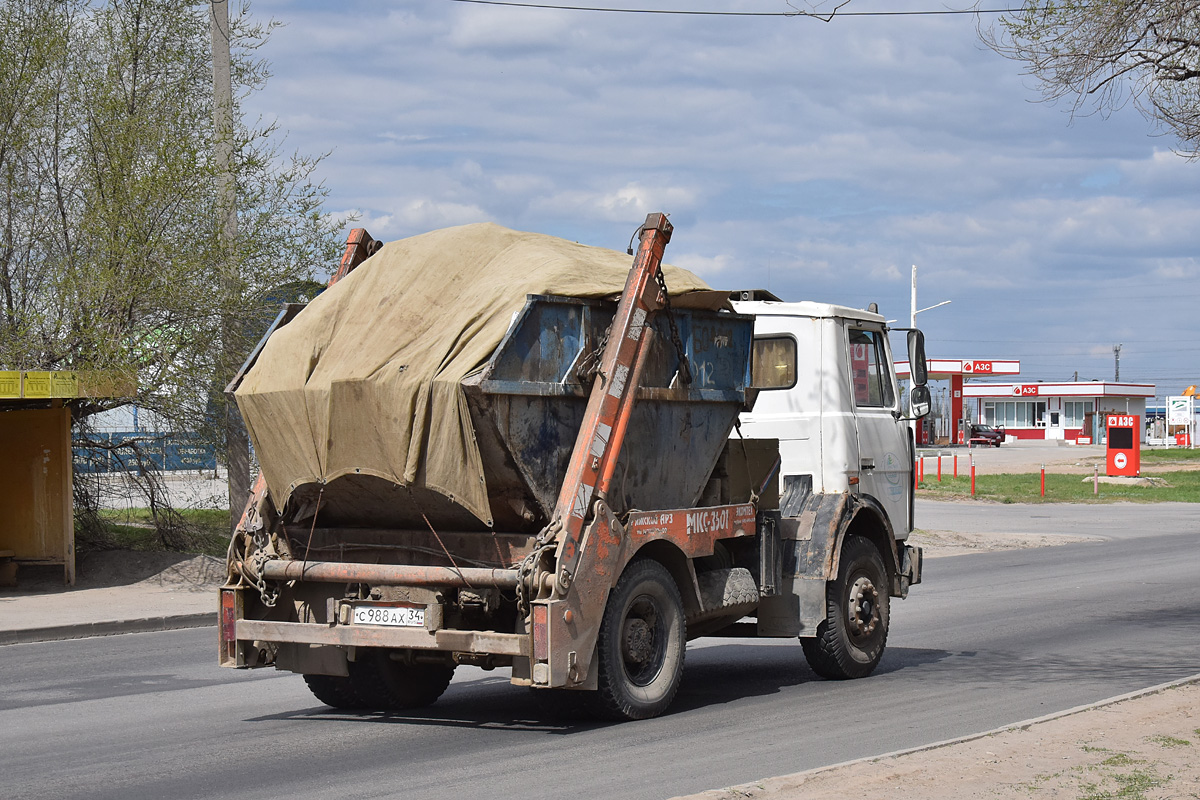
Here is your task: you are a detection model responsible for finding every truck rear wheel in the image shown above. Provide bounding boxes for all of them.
[303,674,364,709]
[593,558,686,721]
[348,651,456,710]
[801,534,890,680]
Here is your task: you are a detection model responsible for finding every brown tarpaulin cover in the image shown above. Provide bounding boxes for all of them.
[234,222,717,525]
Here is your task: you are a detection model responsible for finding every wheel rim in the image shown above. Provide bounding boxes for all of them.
[846,574,881,644]
[620,593,666,686]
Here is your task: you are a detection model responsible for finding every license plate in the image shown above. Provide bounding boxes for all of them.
[351,604,425,628]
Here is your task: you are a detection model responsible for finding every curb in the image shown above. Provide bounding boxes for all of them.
[0,612,215,646]
[680,671,1200,800]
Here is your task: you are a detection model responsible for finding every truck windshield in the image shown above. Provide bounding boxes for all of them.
[849,329,895,408]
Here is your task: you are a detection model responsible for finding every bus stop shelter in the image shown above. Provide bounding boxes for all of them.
[0,370,133,586]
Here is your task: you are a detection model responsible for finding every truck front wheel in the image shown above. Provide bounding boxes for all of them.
[593,558,686,721]
[801,534,890,680]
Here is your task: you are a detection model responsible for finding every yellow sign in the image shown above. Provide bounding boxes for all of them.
[50,371,79,398]
[22,371,51,398]
[0,369,135,401]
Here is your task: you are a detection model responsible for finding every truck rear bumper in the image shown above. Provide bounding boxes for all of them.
[235,619,530,657]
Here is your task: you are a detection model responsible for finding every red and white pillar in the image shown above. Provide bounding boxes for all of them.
[952,373,965,444]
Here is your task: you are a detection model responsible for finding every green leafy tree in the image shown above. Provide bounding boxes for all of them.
[983,1,1200,157]
[0,0,342,546]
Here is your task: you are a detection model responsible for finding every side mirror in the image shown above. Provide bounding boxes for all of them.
[907,329,928,386]
[908,385,931,419]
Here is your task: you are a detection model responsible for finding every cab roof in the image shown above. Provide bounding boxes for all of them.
[730,299,888,325]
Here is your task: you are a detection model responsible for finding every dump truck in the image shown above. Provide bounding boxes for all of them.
[220,213,931,721]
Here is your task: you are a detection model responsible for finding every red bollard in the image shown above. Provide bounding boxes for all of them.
[937,456,942,482]
[953,454,958,478]
[1040,464,1045,498]
[919,457,924,485]
[970,461,976,496]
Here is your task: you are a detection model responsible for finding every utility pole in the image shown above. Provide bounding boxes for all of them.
[1113,344,1122,382]
[211,1,250,532]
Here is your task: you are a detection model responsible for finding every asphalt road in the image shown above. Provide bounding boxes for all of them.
[3,501,1198,800]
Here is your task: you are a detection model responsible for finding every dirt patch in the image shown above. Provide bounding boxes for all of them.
[1089,475,1172,488]
[911,529,1101,558]
[679,679,1200,800]
[9,550,224,594]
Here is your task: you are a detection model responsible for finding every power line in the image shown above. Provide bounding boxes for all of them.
[447,0,1027,17]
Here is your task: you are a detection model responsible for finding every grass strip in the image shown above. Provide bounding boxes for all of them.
[916,471,1200,504]
[1139,448,1200,464]
[94,508,230,555]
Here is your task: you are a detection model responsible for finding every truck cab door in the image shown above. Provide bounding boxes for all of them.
[847,326,910,535]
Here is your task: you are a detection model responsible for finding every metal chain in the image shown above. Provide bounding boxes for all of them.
[575,318,613,382]
[655,265,692,386]
[516,519,561,616]
[515,540,555,617]
[249,549,280,607]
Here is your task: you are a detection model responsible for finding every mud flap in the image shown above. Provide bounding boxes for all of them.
[894,543,922,598]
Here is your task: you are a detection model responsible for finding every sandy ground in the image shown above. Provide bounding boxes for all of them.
[910,528,1101,557]
[678,680,1200,800]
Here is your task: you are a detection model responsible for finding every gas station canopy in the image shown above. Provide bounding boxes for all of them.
[895,359,1021,444]
[895,359,1021,380]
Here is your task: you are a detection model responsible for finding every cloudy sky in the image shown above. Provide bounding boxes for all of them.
[246,0,1200,395]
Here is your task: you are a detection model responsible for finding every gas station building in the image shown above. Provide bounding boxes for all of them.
[898,358,1156,445]
[964,381,1154,444]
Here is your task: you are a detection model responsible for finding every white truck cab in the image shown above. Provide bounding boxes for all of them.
[730,294,930,678]
[733,299,918,537]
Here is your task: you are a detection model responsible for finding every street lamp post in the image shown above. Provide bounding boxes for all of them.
[909,265,951,443]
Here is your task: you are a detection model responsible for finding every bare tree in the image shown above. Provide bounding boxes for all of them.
[982,1,1200,157]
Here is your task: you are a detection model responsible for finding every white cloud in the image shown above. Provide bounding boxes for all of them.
[869,263,903,282]
[530,183,699,222]
[445,5,573,50]
[670,252,736,277]
[1152,258,1200,279]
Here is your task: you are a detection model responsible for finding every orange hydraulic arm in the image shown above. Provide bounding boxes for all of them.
[548,212,674,585]
[329,228,381,287]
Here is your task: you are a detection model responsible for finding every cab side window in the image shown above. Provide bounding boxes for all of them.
[848,328,894,408]
[750,336,796,389]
